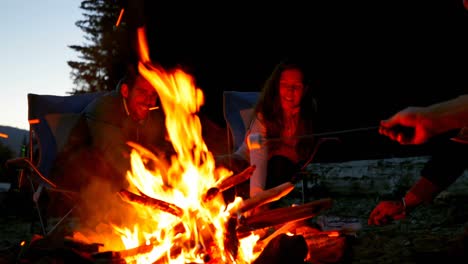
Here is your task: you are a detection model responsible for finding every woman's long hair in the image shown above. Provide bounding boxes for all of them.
[254,57,318,160]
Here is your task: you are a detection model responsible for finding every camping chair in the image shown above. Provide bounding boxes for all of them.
[6,92,106,236]
[222,91,339,204]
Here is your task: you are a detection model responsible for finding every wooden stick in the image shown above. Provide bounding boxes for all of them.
[233,182,295,214]
[218,165,256,191]
[108,242,154,259]
[254,220,302,249]
[119,189,184,217]
[237,198,333,233]
[203,165,256,202]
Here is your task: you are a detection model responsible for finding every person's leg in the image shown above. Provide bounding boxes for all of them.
[265,155,297,190]
[215,154,250,203]
[419,140,468,261]
[265,155,298,209]
[418,140,468,203]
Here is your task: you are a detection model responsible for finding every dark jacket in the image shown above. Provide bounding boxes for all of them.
[83,90,172,187]
[51,90,172,192]
[416,139,468,202]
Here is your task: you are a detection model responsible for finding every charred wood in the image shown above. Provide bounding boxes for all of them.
[203,165,255,202]
[118,189,183,217]
[233,182,295,214]
[237,198,333,234]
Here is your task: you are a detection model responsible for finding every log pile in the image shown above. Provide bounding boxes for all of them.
[15,166,350,263]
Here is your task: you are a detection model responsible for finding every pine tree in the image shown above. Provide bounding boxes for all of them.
[67,0,133,94]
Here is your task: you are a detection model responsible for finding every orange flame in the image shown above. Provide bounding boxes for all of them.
[115,8,125,27]
[28,119,40,124]
[73,27,261,263]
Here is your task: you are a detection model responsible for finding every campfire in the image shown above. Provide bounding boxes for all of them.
[19,27,344,264]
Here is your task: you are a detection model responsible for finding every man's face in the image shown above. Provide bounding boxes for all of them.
[127,76,158,121]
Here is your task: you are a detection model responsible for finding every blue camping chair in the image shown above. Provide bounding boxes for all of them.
[6,92,106,236]
[222,91,339,204]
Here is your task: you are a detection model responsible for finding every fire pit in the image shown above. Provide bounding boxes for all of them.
[16,196,345,264]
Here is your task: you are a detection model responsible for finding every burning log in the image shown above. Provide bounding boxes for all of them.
[118,189,184,217]
[203,165,256,202]
[92,237,181,263]
[254,220,302,250]
[92,244,154,263]
[233,182,296,214]
[218,165,256,192]
[237,198,333,234]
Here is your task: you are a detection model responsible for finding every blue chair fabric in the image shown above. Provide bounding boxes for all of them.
[223,91,259,153]
[27,92,106,186]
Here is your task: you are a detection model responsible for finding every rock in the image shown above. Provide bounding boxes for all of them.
[304,156,468,197]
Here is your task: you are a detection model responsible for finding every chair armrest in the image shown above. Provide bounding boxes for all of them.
[5,158,57,188]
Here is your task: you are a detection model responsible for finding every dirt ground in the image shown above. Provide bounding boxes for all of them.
[1,191,468,263]
[324,194,468,264]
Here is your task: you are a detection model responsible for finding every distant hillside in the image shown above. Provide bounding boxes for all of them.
[0,126,29,157]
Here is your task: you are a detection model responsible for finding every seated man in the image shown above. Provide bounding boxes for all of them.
[51,64,173,193]
[83,64,173,191]
[46,64,175,229]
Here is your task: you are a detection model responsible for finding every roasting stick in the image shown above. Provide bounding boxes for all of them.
[312,126,380,137]
[247,126,379,150]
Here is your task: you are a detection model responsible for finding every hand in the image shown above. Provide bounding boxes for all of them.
[368,200,406,226]
[379,106,432,145]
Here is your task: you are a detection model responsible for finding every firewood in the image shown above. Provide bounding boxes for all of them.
[254,220,302,249]
[233,182,295,214]
[118,189,183,217]
[203,165,256,202]
[237,198,333,233]
[218,165,256,192]
[91,239,173,263]
[122,239,157,259]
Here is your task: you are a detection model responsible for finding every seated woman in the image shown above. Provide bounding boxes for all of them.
[233,57,319,210]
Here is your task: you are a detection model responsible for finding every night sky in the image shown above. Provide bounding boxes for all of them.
[140,0,468,161]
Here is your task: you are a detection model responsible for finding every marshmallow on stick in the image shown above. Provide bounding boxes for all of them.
[247,133,264,150]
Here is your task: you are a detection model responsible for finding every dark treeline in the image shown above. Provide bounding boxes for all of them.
[68,0,468,161]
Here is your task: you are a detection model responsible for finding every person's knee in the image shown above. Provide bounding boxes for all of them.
[266,155,296,189]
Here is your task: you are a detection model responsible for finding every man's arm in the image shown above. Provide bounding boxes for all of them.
[380,94,468,145]
[421,94,468,134]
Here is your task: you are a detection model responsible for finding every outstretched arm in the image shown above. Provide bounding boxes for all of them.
[380,94,468,144]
